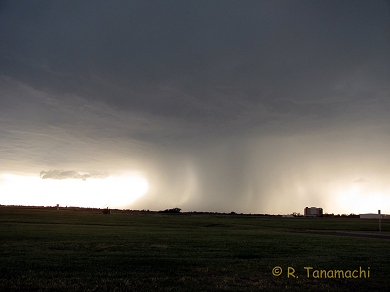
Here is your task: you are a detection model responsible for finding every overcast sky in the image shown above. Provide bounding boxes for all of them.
[1,0,390,214]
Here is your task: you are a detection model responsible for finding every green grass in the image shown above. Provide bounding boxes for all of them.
[1,207,389,291]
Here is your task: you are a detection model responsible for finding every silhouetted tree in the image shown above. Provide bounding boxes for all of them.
[159,207,181,213]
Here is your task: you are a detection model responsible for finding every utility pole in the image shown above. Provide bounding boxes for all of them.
[379,210,381,232]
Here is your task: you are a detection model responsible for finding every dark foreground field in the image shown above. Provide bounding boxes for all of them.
[1,207,389,291]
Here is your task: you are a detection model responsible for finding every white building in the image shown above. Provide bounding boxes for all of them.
[304,207,323,217]
[360,213,389,219]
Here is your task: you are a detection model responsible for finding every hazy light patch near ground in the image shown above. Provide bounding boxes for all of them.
[335,185,390,214]
[0,173,148,209]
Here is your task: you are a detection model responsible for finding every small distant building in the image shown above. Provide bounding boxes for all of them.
[360,213,389,219]
[282,214,294,218]
[304,207,323,217]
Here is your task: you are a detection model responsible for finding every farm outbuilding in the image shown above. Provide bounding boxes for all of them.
[360,213,390,219]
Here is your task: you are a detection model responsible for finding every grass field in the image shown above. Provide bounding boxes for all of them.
[1,206,389,291]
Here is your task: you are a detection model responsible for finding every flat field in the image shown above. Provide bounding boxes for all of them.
[1,206,389,291]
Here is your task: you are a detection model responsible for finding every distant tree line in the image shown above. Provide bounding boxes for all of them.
[158,207,181,213]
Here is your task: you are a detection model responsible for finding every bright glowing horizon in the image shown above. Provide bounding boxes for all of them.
[0,173,149,209]
[1,172,389,215]
[335,185,390,215]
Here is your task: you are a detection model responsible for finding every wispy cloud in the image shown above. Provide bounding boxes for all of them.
[40,170,91,181]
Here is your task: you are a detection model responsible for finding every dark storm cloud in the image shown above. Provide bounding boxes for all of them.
[1,0,389,128]
[1,1,390,213]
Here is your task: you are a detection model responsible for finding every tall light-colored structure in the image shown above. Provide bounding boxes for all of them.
[304,207,323,217]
